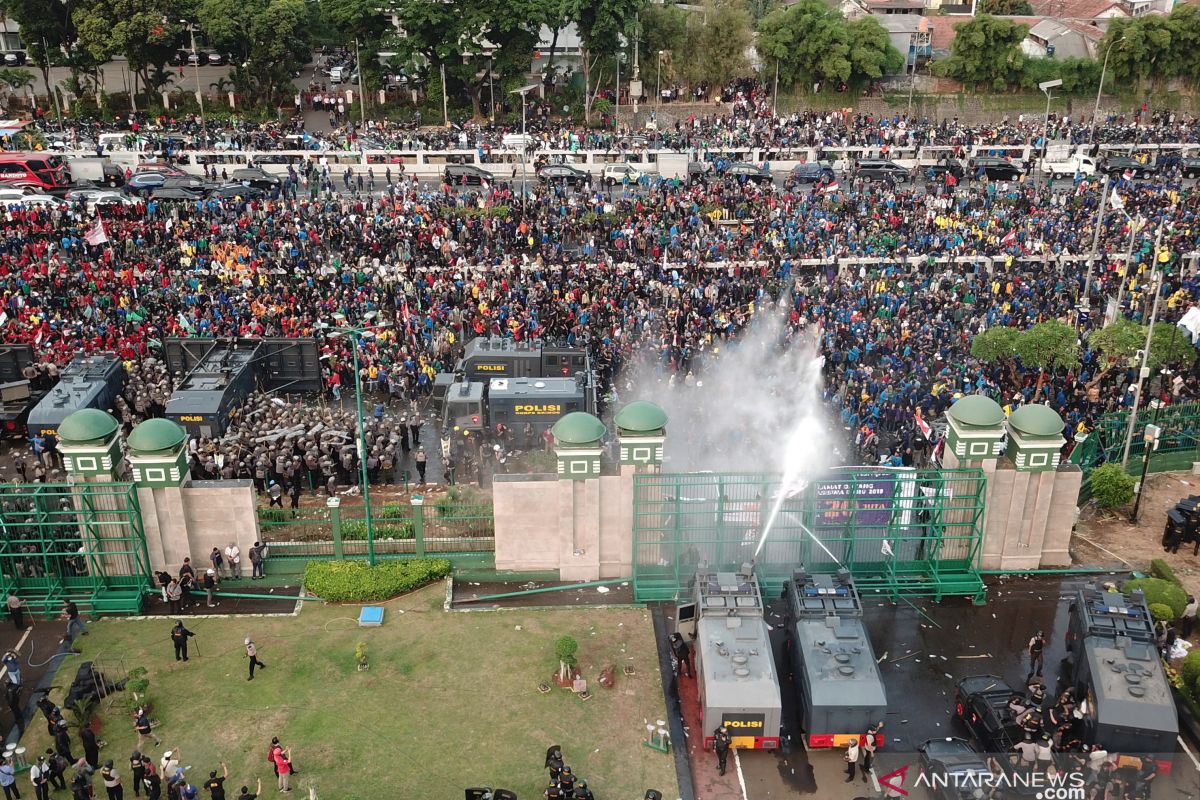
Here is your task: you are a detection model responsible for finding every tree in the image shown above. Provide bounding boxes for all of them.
[1148,321,1197,375]
[1090,463,1135,510]
[1014,320,1080,397]
[390,0,545,120]
[73,0,191,105]
[757,0,852,87]
[680,0,752,96]
[979,0,1033,14]
[1101,15,1172,91]
[636,3,686,92]
[554,635,578,682]
[970,325,1022,385]
[0,0,77,115]
[0,68,34,102]
[933,15,1028,91]
[576,0,645,121]
[197,0,310,107]
[845,15,904,83]
[1087,318,1145,387]
[1168,5,1200,82]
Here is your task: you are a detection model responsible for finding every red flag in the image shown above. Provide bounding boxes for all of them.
[916,415,933,442]
[1001,230,1016,245]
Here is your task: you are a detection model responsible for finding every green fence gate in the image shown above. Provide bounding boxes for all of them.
[1072,401,1200,502]
[631,469,986,604]
[0,482,152,616]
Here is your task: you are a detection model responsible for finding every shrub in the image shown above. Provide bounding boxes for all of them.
[1149,602,1176,622]
[1091,463,1136,509]
[1182,649,1200,688]
[258,507,289,524]
[340,519,415,540]
[378,503,411,521]
[1124,577,1188,618]
[303,558,451,602]
[1151,558,1182,586]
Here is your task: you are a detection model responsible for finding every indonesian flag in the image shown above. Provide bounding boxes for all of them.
[1123,169,1134,182]
[822,180,840,193]
[1001,230,1016,246]
[916,415,933,442]
[84,219,108,246]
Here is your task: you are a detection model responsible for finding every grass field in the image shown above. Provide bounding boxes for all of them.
[24,584,679,800]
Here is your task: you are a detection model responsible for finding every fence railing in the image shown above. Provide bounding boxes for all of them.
[1074,402,1200,502]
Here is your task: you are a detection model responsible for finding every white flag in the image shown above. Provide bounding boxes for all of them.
[83,218,108,246]
[1110,190,1124,211]
[881,539,895,557]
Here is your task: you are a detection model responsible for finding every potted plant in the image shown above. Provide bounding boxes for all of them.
[554,636,578,688]
[355,642,369,672]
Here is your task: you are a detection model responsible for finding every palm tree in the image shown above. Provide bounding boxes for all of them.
[210,76,232,95]
[0,68,34,106]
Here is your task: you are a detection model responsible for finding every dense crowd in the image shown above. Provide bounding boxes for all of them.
[4,98,1200,477]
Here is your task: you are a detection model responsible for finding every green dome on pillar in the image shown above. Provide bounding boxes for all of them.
[1006,404,1066,472]
[552,412,605,480]
[127,418,190,488]
[58,409,119,445]
[58,408,122,479]
[127,418,187,455]
[614,401,668,435]
[946,395,1005,428]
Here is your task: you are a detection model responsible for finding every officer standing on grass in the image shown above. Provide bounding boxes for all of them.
[244,639,265,681]
[171,622,195,662]
[129,753,145,798]
[101,759,123,800]
[713,726,732,777]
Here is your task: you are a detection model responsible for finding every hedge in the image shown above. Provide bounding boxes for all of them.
[1183,649,1200,688]
[340,519,415,541]
[1151,559,1182,587]
[1149,602,1176,622]
[1124,577,1188,618]
[303,559,452,602]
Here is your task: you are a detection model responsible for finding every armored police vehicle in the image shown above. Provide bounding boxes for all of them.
[0,344,50,437]
[1064,583,1177,760]
[783,568,887,748]
[27,354,125,439]
[676,565,782,750]
[438,337,595,435]
[165,343,259,437]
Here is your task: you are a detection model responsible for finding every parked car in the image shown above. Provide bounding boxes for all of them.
[969,156,1025,181]
[208,183,266,200]
[1182,157,1200,179]
[229,168,280,190]
[857,159,911,183]
[161,175,211,191]
[444,164,495,186]
[150,186,203,201]
[924,158,967,182]
[722,162,773,183]
[66,189,136,208]
[787,162,835,186]
[917,738,995,800]
[206,52,225,66]
[687,161,712,184]
[2,52,25,66]
[537,164,589,187]
[602,163,643,185]
[1099,156,1156,178]
[125,172,169,195]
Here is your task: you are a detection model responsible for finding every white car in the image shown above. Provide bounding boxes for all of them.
[67,189,134,208]
[0,193,66,209]
[603,163,643,185]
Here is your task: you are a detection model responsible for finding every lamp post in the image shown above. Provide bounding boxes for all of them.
[511,84,538,207]
[355,37,367,130]
[1120,223,1166,469]
[181,20,207,146]
[40,37,63,122]
[328,320,391,566]
[1131,423,1162,523]
[1092,37,1127,144]
[656,51,664,107]
[1038,79,1062,176]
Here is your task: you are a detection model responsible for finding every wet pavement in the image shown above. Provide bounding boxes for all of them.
[662,574,1200,800]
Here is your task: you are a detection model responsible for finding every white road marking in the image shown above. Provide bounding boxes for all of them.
[1178,735,1200,773]
[734,748,750,800]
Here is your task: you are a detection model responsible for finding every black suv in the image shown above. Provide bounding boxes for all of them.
[925,158,967,182]
[787,162,835,186]
[1182,157,1200,179]
[537,164,590,186]
[969,156,1024,181]
[444,164,495,186]
[857,159,911,183]
[723,162,773,183]
[1099,156,1156,178]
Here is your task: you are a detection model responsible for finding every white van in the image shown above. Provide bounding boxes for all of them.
[329,65,346,84]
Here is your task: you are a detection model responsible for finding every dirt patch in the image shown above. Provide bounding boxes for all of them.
[452,580,636,609]
[140,585,303,616]
[1073,469,1200,596]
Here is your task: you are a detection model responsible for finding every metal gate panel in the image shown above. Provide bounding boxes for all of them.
[631,469,986,603]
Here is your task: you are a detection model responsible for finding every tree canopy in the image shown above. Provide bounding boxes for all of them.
[933,15,1029,91]
[756,0,901,87]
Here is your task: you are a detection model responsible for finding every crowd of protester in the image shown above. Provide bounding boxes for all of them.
[5,89,1200,476]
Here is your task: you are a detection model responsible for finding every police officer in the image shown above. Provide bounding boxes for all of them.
[171,621,195,662]
[101,759,123,800]
[574,780,594,800]
[129,752,145,799]
[1026,630,1045,680]
[557,766,575,799]
[81,721,100,767]
[545,747,563,784]
[670,633,693,679]
[862,723,881,778]
[713,726,732,776]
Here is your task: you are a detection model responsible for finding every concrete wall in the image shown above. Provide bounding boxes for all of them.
[137,480,260,573]
[493,468,639,581]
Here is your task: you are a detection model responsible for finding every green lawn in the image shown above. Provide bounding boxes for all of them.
[25,584,679,800]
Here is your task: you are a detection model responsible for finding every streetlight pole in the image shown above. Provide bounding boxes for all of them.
[1121,224,1166,468]
[1082,175,1110,305]
[1038,79,1061,175]
[440,61,449,126]
[772,60,779,117]
[656,51,663,107]
[41,38,63,122]
[355,37,367,130]
[1092,37,1126,144]
[489,54,495,123]
[184,22,207,146]
[615,50,620,132]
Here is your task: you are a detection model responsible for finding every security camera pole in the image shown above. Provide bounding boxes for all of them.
[1120,223,1166,468]
[1037,79,1062,176]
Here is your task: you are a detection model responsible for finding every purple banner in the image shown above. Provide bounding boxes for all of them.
[814,469,900,528]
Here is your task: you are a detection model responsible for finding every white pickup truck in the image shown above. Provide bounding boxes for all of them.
[1039,153,1096,179]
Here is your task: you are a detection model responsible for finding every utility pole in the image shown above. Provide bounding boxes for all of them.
[355,38,367,130]
[1121,225,1166,468]
[1082,176,1109,305]
[41,38,62,122]
[772,60,779,117]
[185,22,207,146]
[632,13,640,114]
[1131,423,1161,523]
[440,61,449,126]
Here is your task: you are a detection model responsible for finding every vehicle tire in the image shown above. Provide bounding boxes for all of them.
[1053,173,1063,181]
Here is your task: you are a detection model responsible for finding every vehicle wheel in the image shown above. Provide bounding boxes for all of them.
[1053,173,1063,181]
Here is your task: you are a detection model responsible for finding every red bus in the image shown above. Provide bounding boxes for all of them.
[0,152,71,192]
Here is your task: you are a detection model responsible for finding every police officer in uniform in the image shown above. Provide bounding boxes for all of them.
[171,621,195,662]
[713,726,732,776]
[557,766,575,799]
[670,633,693,678]
[1026,630,1045,681]
[101,759,123,800]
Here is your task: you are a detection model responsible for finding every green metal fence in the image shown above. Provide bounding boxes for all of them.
[0,482,151,615]
[1072,402,1200,502]
[631,469,986,604]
